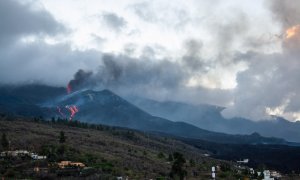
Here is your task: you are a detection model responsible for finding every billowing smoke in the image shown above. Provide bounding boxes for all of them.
[67,69,93,93]
[267,0,300,29]
[222,0,300,121]
[66,51,232,106]
[69,54,185,98]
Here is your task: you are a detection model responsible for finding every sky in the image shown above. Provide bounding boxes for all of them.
[1,0,300,121]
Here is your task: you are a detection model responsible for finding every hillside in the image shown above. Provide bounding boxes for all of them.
[47,89,288,145]
[0,115,246,179]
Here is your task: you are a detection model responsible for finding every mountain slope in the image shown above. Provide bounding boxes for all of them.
[49,89,287,145]
[0,85,290,145]
[129,97,300,142]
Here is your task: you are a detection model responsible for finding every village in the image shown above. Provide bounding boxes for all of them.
[0,148,284,179]
[0,148,97,178]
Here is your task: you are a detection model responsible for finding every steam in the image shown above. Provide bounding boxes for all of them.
[222,0,300,121]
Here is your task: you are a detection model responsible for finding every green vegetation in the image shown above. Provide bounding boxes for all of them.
[1,133,9,150]
[170,152,187,180]
[59,131,66,143]
[157,152,165,159]
[0,115,278,179]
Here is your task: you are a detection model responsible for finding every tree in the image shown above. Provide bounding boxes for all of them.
[168,153,174,161]
[157,152,165,159]
[189,159,195,167]
[1,133,9,150]
[59,131,66,143]
[170,152,187,180]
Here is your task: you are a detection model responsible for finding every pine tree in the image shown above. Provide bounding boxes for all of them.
[1,133,9,150]
[59,131,66,143]
[170,152,187,180]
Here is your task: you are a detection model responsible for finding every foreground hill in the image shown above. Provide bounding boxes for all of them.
[0,115,243,179]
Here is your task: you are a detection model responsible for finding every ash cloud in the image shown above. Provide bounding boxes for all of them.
[222,0,300,121]
[68,69,94,92]
[0,0,101,87]
[68,52,232,106]
[0,0,65,45]
[267,0,300,29]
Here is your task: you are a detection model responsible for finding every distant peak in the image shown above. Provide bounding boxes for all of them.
[250,132,261,137]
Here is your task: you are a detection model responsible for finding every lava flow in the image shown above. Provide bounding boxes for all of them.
[66,105,79,121]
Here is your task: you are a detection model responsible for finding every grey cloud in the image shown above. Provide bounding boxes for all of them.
[94,54,185,89]
[223,39,300,121]
[0,41,102,86]
[182,39,208,72]
[0,0,65,44]
[221,0,300,121]
[210,12,249,58]
[267,0,300,28]
[64,43,232,106]
[102,12,127,31]
[0,0,81,86]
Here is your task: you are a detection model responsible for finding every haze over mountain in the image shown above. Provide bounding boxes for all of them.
[0,84,292,145]
[1,0,300,124]
[130,97,300,142]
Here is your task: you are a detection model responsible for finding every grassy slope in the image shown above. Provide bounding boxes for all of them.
[0,116,237,179]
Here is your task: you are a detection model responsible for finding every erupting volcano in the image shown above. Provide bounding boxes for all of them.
[56,82,80,120]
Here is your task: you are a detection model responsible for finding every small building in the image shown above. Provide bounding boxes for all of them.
[270,170,282,178]
[58,161,86,169]
[237,159,249,164]
[263,170,274,180]
[34,167,49,174]
[249,168,255,174]
[31,152,46,160]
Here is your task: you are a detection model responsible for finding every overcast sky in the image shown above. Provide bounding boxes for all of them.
[1,0,300,121]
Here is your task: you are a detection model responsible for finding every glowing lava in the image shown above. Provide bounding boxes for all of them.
[285,25,300,39]
[66,105,79,121]
[67,83,72,94]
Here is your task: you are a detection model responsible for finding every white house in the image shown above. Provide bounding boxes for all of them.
[237,159,249,164]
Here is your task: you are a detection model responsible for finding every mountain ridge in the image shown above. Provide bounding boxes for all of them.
[0,84,293,145]
[129,96,300,142]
